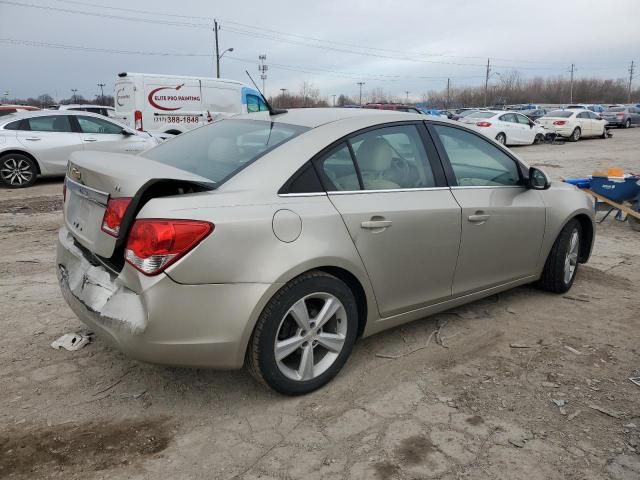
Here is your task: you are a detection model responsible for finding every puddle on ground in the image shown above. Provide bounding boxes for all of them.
[0,417,172,478]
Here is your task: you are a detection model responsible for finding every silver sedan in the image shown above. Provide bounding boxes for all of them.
[0,110,159,188]
[56,108,595,395]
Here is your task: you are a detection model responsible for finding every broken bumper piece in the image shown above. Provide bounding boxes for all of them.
[56,226,276,369]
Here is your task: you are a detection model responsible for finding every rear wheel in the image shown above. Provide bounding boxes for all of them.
[495,133,506,145]
[247,271,358,395]
[569,127,581,142]
[537,219,582,293]
[0,153,37,188]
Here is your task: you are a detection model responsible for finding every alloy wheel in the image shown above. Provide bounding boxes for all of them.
[1,157,34,186]
[274,292,348,381]
[564,229,579,284]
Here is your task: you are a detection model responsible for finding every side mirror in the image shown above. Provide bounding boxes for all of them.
[528,166,550,190]
[121,129,134,136]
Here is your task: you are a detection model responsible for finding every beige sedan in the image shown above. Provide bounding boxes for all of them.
[57,108,595,395]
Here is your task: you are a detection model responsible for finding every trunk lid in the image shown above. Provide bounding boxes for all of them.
[65,151,214,259]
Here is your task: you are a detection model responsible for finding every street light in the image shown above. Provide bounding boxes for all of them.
[71,89,78,104]
[216,47,234,78]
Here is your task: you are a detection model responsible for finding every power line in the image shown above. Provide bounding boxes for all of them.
[0,38,212,56]
[0,0,603,71]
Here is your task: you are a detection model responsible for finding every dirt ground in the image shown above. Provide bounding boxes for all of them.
[1,129,639,480]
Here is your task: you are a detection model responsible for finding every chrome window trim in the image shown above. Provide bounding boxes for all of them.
[450,185,524,190]
[328,187,449,195]
[278,192,327,198]
[65,176,109,206]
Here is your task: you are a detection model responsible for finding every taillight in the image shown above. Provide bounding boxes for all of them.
[134,110,143,131]
[476,121,492,127]
[101,197,132,237]
[553,120,567,125]
[125,219,213,275]
[616,113,625,117]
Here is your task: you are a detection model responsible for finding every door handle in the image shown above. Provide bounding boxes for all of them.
[83,138,98,142]
[361,220,392,229]
[468,213,490,223]
[25,137,41,141]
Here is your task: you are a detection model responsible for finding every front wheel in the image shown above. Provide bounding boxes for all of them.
[569,127,581,142]
[624,119,631,129]
[247,271,358,395]
[0,153,37,188]
[495,133,506,145]
[534,133,545,144]
[537,219,582,293]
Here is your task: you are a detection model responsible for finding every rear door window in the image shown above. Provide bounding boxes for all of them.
[350,125,435,190]
[27,115,73,132]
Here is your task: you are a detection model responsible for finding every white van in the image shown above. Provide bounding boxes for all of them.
[114,72,268,134]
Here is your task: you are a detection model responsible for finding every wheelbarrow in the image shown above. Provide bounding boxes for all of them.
[564,175,640,231]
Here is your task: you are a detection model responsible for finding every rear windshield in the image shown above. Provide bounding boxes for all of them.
[606,107,625,112]
[544,110,574,118]
[142,119,308,184]
[467,112,494,119]
[459,110,478,117]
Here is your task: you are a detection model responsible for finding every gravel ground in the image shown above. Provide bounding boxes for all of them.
[1,128,639,480]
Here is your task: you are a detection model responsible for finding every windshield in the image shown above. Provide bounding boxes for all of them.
[544,110,574,118]
[467,112,495,119]
[606,107,625,112]
[142,119,308,184]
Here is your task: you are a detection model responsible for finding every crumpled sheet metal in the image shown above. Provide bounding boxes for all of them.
[59,230,147,334]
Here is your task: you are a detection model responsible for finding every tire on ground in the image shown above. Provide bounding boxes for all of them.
[536,219,582,293]
[247,270,358,395]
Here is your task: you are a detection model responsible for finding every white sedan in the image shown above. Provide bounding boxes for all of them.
[536,109,608,141]
[0,111,160,188]
[458,110,546,145]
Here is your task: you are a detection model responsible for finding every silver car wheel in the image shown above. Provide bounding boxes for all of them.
[1,158,34,186]
[564,229,579,284]
[274,292,347,382]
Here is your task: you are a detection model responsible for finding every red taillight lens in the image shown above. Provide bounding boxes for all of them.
[134,110,143,131]
[476,121,492,127]
[553,120,567,125]
[101,197,132,237]
[125,219,213,275]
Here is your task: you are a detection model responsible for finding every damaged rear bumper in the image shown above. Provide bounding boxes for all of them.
[56,227,276,369]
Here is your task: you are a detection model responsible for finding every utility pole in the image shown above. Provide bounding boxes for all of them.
[484,58,490,107]
[258,54,268,95]
[357,82,365,106]
[214,20,220,78]
[332,94,336,107]
[569,63,575,104]
[97,83,105,104]
[628,60,635,104]
[446,78,451,109]
[71,89,78,103]
[405,91,409,103]
[279,88,287,107]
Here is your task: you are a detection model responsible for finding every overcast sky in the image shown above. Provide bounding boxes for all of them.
[1,0,638,102]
